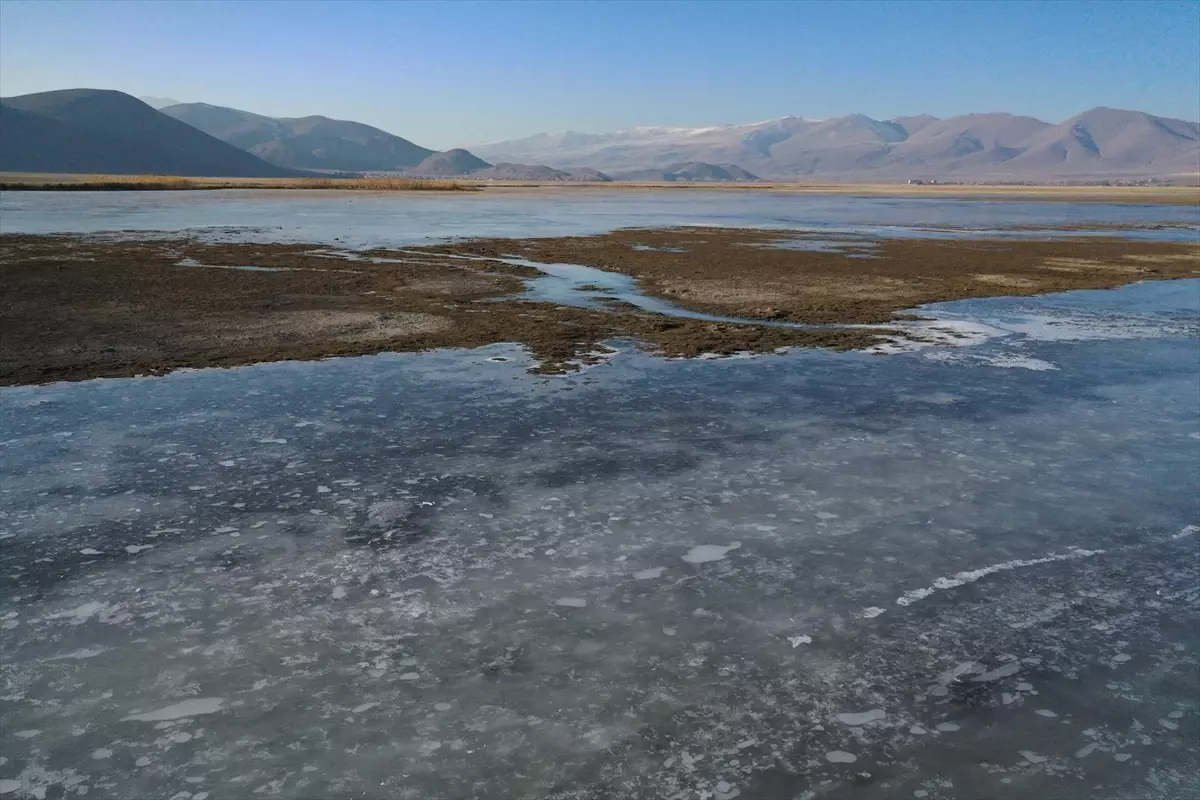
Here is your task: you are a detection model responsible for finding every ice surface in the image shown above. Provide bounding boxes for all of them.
[1,278,1197,799]
[3,190,1196,246]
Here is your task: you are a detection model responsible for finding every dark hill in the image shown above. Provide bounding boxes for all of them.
[406,149,491,177]
[563,167,613,181]
[0,89,297,177]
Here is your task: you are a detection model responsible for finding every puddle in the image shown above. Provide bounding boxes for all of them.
[176,257,360,274]
[744,238,879,254]
[304,247,1021,352]
[176,258,288,273]
[631,244,687,252]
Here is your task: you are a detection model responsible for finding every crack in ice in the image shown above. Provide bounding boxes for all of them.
[896,548,1106,607]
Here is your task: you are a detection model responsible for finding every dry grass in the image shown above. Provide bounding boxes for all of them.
[1,173,1195,203]
[479,181,1200,204]
[0,174,475,191]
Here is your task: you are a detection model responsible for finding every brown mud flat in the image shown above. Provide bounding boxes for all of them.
[2,229,1197,387]
[0,235,873,386]
[432,228,1200,325]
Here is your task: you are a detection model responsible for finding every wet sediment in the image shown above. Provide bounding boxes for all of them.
[2,228,1197,385]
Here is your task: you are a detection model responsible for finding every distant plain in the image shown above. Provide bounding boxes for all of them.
[1,172,1197,203]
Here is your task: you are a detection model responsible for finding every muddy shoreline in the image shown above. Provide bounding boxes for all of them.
[431,227,1200,324]
[2,229,1197,386]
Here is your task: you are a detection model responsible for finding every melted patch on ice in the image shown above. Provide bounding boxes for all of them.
[836,709,886,726]
[122,698,226,722]
[555,597,588,608]
[634,567,666,580]
[825,750,857,763]
[682,542,741,564]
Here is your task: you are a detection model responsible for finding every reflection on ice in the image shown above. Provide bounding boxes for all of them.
[3,188,1197,247]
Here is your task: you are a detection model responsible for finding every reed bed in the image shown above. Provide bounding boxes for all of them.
[0,175,475,191]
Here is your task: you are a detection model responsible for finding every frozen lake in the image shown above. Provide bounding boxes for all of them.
[2,280,1198,798]
[2,188,1198,247]
[1,192,1198,798]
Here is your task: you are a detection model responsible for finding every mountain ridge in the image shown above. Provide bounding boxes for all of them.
[4,90,1195,183]
[0,89,300,177]
[468,108,1200,181]
[161,102,435,172]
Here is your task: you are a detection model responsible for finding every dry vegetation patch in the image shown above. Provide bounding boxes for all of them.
[437,227,1200,324]
[4,227,1196,385]
[0,175,474,191]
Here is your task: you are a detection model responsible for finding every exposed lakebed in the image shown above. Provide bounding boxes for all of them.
[3,219,1197,384]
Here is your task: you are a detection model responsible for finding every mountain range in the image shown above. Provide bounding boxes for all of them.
[160,103,616,180]
[160,102,436,172]
[1,88,1195,183]
[0,89,298,177]
[469,109,1200,181]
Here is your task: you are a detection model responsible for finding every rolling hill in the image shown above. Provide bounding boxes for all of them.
[611,162,761,182]
[468,108,1200,181]
[8,90,1192,183]
[161,103,434,172]
[471,163,605,181]
[404,148,491,177]
[0,89,299,177]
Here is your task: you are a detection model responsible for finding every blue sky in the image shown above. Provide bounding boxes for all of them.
[1,0,1197,148]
